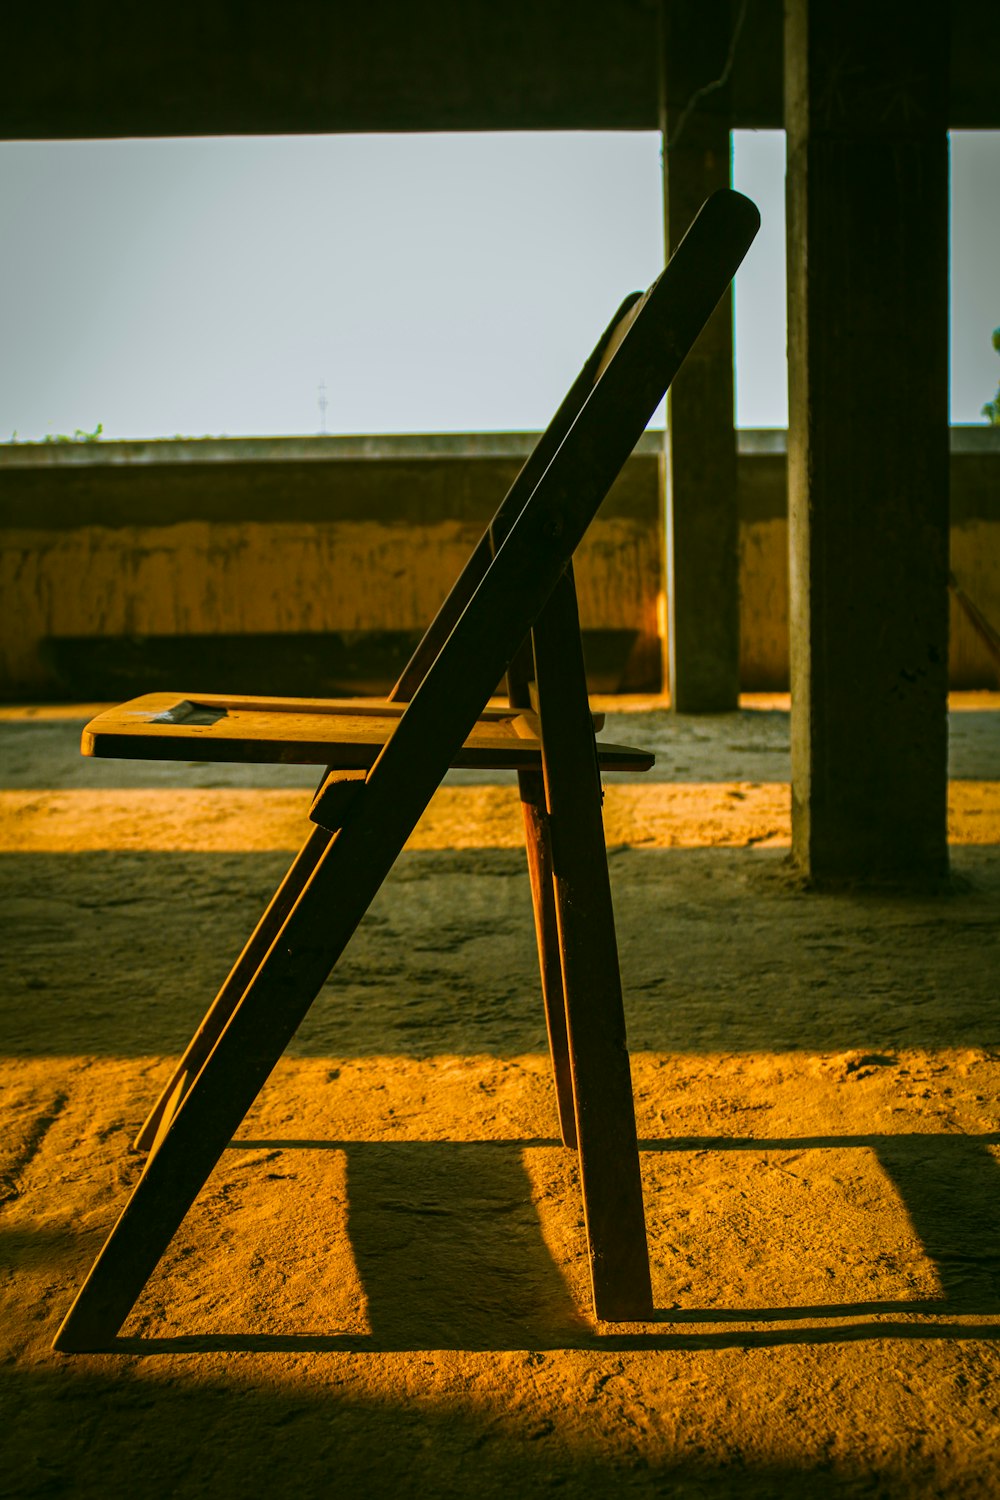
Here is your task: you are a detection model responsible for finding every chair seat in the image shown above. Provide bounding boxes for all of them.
[81,691,654,772]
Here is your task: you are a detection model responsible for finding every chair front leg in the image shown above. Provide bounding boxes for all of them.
[133,823,333,1150]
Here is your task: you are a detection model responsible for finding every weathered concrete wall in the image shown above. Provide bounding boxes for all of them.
[737,444,789,691]
[736,430,1000,692]
[0,435,664,699]
[1,431,997,700]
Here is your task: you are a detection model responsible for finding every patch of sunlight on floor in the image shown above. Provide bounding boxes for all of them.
[2,782,999,852]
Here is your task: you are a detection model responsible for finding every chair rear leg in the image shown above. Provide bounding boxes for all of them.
[517,768,577,1149]
[532,574,653,1322]
[546,789,653,1320]
[133,824,332,1150]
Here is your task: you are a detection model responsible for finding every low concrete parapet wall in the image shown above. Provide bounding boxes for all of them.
[0,430,997,700]
[0,433,664,699]
[736,427,1000,691]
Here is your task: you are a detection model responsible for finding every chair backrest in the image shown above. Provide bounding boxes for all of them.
[364,189,759,826]
[391,187,758,708]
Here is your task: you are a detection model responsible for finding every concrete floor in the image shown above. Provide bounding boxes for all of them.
[2,697,999,1498]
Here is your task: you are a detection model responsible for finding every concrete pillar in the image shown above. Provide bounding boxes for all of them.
[785,1,950,884]
[661,0,740,712]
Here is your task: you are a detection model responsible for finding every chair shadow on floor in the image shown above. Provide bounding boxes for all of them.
[104,1127,1000,1355]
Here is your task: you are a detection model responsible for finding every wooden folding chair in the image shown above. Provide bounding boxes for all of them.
[53,189,759,1350]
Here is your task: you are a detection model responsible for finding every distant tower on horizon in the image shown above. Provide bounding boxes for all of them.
[317,380,328,435]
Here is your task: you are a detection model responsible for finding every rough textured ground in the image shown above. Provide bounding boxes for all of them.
[2,697,999,1498]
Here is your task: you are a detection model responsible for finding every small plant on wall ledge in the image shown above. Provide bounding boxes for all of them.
[983,328,1000,425]
[5,423,103,444]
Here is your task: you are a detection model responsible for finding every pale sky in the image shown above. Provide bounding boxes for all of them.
[0,130,997,441]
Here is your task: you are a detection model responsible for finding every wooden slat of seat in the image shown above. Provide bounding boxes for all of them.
[81,693,653,772]
[94,692,526,722]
